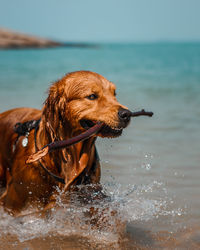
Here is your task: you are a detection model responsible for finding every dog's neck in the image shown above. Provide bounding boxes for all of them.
[36,117,97,190]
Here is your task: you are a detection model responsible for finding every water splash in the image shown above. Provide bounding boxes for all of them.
[0,180,185,244]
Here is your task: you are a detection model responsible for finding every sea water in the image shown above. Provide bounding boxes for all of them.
[0,43,200,249]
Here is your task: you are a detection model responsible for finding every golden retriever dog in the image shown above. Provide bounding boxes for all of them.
[0,71,131,215]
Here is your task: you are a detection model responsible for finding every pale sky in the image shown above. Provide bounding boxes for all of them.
[0,0,200,42]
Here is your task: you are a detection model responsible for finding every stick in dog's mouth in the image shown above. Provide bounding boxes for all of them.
[26,122,104,164]
[131,109,153,117]
[26,109,153,164]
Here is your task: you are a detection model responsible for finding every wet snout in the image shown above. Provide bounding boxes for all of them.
[118,107,132,128]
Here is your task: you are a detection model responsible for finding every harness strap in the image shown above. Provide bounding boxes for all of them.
[14,119,41,136]
[13,119,41,152]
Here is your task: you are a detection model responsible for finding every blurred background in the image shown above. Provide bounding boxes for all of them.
[0,0,200,248]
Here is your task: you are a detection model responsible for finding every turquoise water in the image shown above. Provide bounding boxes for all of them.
[0,43,200,247]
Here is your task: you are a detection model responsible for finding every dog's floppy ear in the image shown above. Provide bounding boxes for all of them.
[42,80,68,137]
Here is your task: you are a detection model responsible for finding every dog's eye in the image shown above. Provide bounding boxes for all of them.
[86,94,98,100]
[114,90,117,96]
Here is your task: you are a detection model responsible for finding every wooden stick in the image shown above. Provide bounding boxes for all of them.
[131,109,153,117]
[26,109,153,164]
[26,122,104,164]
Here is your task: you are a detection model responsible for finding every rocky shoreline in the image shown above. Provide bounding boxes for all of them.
[0,28,96,49]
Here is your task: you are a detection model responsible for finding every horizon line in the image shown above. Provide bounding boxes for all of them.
[1,27,200,45]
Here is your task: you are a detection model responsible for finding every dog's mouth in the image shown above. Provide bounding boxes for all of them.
[80,119,123,137]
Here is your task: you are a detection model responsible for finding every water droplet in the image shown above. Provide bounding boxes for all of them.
[146,163,151,170]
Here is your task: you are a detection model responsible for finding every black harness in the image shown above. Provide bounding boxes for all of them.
[14,119,41,137]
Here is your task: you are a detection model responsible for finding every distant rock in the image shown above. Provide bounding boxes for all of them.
[0,28,97,49]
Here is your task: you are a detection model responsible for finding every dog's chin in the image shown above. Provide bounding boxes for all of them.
[80,119,123,138]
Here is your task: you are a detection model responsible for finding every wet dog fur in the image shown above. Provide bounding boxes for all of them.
[0,71,131,215]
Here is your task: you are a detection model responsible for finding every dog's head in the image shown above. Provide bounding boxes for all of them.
[43,71,131,138]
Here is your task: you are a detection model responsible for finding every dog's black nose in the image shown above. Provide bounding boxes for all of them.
[118,108,131,123]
